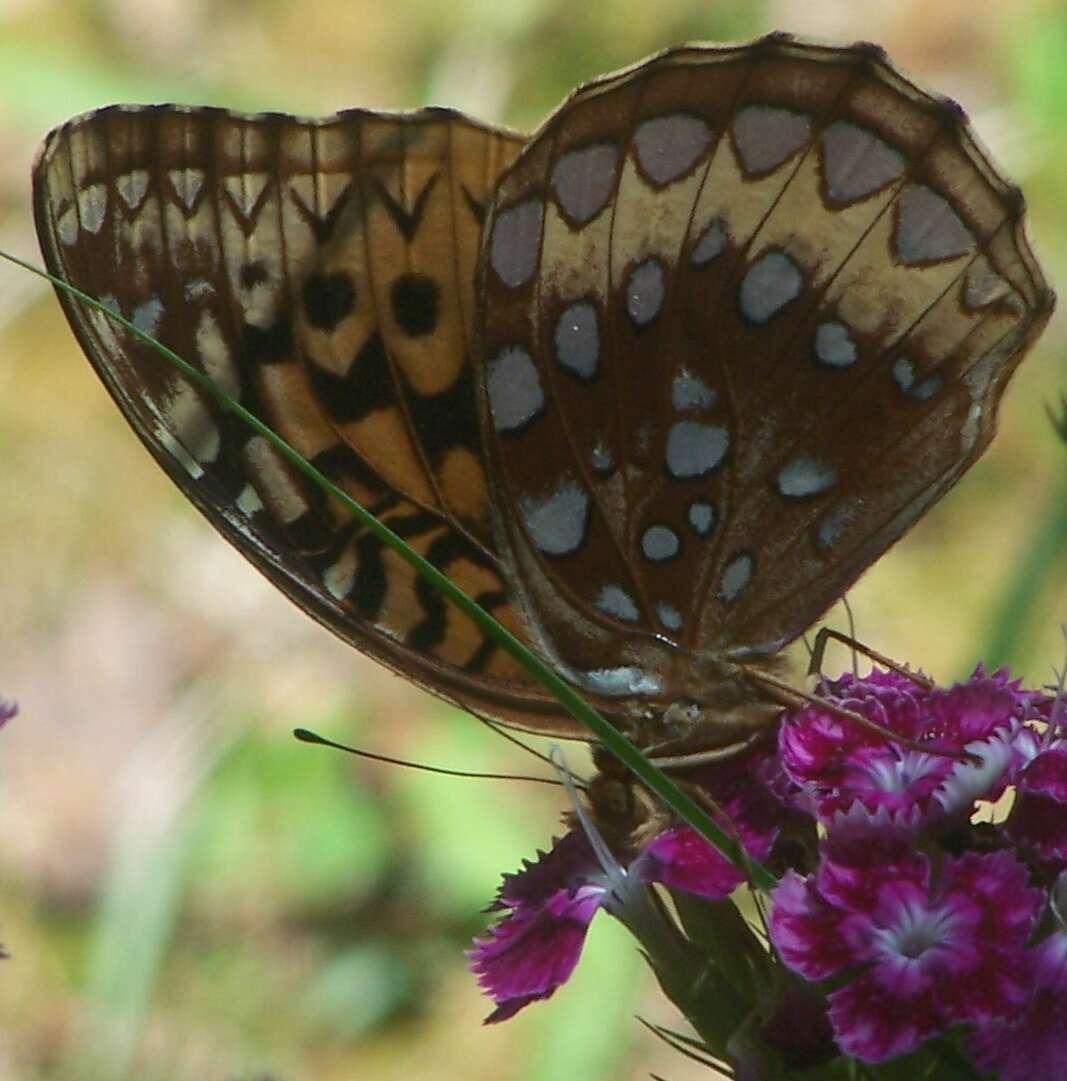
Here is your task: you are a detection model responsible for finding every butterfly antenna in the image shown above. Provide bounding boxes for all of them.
[293,728,570,787]
[471,711,586,778]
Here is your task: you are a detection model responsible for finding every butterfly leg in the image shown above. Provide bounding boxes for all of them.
[646,731,771,770]
[807,627,933,690]
[749,667,974,764]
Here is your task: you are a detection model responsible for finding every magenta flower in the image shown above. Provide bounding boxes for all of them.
[469,660,1064,1072]
[769,822,1042,1062]
[756,983,837,1073]
[633,817,773,898]
[1007,747,1067,856]
[778,667,1028,828]
[469,742,785,1023]
[969,930,1067,1081]
[469,812,772,1023]
[969,874,1067,1081]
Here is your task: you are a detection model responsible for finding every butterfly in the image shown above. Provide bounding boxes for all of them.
[32,34,1052,761]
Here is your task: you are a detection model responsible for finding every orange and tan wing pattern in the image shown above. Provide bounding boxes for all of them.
[34,104,581,736]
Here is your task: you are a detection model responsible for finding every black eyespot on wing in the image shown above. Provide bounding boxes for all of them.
[243,318,294,363]
[303,271,357,332]
[391,273,439,337]
[240,261,271,289]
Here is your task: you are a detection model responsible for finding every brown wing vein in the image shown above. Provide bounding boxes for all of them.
[689,62,869,620]
[531,114,660,630]
[697,117,1024,640]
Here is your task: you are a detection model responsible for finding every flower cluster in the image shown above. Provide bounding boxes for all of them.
[469,665,1067,1079]
[769,665,1067,1075]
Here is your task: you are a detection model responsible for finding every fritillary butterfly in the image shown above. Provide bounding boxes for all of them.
[33,36,1052,758]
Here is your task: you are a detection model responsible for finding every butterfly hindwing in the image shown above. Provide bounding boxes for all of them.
[34,104,588,737]
[479,38,1051,687]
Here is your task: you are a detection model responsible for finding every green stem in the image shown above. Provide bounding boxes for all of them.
[977,466,1067,674]
[929,1038,986,1081]
[8,249,777,892]
[620,888,749,1056]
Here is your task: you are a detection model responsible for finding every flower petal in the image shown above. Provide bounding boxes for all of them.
[468,884,604,1022]
[969,932,1067,1081]
[816,820,922,914]
[769,871,854,980]
[1007,746,1067,860]
[778,667,1027,829]
[828,970,940,1062]
[490,830,599,911]
[634,826,752,899]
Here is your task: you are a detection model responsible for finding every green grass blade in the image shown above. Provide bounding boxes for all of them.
[5,249,776,892]
[976,468,1067,674]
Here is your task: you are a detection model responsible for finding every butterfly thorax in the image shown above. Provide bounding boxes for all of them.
[582,729,777,860]
[629,646,784,757]
[651,658,785,757]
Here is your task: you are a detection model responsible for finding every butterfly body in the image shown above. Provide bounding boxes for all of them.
[33,35,1052,753]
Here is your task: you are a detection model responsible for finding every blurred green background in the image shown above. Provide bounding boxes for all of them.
[1,1,1066,1079]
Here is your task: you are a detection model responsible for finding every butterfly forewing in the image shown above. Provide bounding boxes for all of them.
[34,104,591,737]
[479,38,1052,694]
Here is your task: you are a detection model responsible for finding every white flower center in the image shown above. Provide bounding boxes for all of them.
[878,895,957,960]
[861,750,939,793]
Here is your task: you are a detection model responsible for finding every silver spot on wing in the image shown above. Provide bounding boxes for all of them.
[814,321,857,368]
[625,258,665,327]
[519,477,589,556]
[739,251,802,325]
[732,105,810,175]
[777,456,837,498]
[665,421,729,478]
[487,346,545,433]
[595,584,639,622]
[820,120,905,204]
[894,185,973,265]
[641,524,680,562]
[634,114,711,186]
[490,199,543,288]
[717,552,753,603]
[551,143,619,225]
